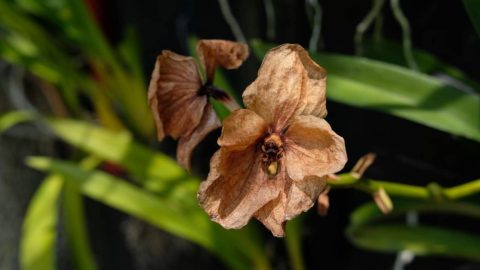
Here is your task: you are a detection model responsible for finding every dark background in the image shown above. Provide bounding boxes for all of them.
[2,0,480,269]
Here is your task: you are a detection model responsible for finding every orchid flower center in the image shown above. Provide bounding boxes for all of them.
[261,133,284,177]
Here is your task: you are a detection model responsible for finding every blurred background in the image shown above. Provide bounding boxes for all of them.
[1,0,480,269]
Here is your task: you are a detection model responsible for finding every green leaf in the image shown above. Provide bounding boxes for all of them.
[42,119,271,269]
[285,218,305,270]
[20,174,63,270]
[62,157,101,270]
[347,225,480,261]
[363,38,480,93]
[251,41,480,142]
[46,118,186,190]
[0,111,34,134]
[347,200,480,261]
[464,0,480,38]
[26,157,258,270]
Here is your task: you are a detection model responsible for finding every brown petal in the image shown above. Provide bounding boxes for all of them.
[177,105,221,171]
[254,175,326,237]
[218,109,267,151]
[285,115,347,181]
[242,44,327,129]
[147,50,204,140]
[198,147,280,230]
[197,40,249,82]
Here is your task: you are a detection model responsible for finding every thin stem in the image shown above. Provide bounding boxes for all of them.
[329,173,480,201]
[444,179,480,200]
[263,0,276,40]
[306,0,323,53]
[217,0,247,43]
[285,218,305,270]
[390,0,418,70]
[354,0,386,55]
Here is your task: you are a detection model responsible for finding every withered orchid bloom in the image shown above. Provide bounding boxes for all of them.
[148,40,249,170]
[198,44,347,237]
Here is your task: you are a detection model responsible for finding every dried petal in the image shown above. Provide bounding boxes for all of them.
[373,187,393,214]
[284,115,347,181]
[218,109,267,150]
[198,147,280,229]
[351,153,376,178]
[255,175,327,236]
[197,40,249,82]
[317,187,330,216]
[147,50,205,140]
[243,44,327,129]
[177,105,221,171]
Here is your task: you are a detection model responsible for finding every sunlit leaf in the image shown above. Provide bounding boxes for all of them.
[41,119,271,269]
[20,175,63,270]
[252,41,480,142]
[27,157,258,270]
[62,157,101,270]
[46,118,186,190]
[0,111,34,134]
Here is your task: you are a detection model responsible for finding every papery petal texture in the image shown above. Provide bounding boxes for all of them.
[254,175,326,237]
[198,147,280,229]
[284,115,347,181]
[197,40,249,81]
[177,105,221,171]
[218,109,267,150]
[242,44,327,128]
[147,50,204,140]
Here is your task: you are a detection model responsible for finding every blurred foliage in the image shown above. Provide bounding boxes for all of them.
[0,0,480,269]
[347,200,480,261]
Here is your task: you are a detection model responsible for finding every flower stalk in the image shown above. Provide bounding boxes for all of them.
[328,173,480,202]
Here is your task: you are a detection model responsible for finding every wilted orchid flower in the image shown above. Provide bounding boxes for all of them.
[198,44,347,237]
[148,40,248,170]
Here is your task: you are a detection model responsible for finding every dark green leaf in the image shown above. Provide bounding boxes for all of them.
[347,200,480,261]
[464,0,480,37]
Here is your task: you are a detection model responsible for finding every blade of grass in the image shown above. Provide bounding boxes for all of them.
[20,174,63,270]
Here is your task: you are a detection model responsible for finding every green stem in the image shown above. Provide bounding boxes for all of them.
[444,179,480,200]
[329,173,480,201]
[390,0,418,70]
[285,218,305,270]
[354,0,386,55]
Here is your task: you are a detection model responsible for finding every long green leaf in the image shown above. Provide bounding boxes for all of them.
[27,157,267,270]
[42,118,271,269]
[46,118,186,190]
[464,0,480,38]
[251,41,480,142]
[0,111,34,134]
[347,225,480,261]
[363,38,480,93]
[20,175,63,270]
[347,200,480,261]
[62,157,101,270]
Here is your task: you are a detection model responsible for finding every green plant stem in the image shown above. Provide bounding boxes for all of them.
[285,218,305,270]
[354,0,386,55]
[329,173,480,201]
[390,0,418,70]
